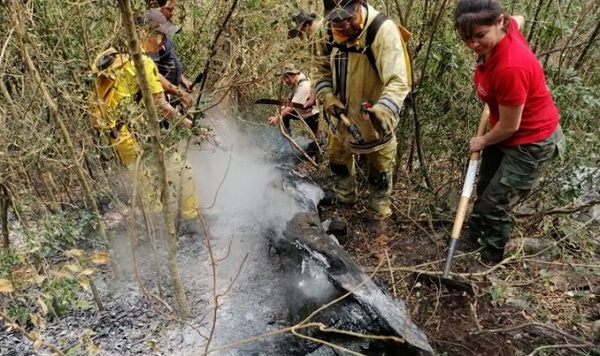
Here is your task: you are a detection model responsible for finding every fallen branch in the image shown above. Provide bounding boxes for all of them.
[365,250,481,274]
[525,216,596,259]
[377,216,598,282]
[470,299,482,331]
[521,259,600,269]
[279,122,318,167]
[384,249,398,298]
[516,198,600,218]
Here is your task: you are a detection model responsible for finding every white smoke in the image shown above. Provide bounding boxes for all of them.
[187,115,310,233]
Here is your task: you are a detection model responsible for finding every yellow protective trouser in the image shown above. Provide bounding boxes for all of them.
[111,126,199,221]
[112,123,140,167]
[327,131,397,220]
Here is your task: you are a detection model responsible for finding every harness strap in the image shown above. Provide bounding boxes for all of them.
[364,13,386,75]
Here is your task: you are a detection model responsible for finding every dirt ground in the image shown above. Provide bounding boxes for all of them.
[308,160,599,356]
[2,144,597,356]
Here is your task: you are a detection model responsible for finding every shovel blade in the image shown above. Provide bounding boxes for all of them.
[412,272,474,294]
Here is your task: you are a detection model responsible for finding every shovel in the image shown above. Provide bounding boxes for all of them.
[415,107,489,293]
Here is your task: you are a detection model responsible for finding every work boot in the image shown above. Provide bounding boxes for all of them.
[480,246,504,264]
[319,190,355,207]
[454,237,482,253]
[366,219,387,235]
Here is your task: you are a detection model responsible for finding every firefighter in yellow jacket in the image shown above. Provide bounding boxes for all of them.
[90,12,200,235]
[315,0,410,233]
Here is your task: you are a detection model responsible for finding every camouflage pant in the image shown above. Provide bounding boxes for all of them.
[327,132,398,220]
[468,126,565,251]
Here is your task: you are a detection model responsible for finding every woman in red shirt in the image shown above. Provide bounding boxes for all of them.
[454,0,565,263]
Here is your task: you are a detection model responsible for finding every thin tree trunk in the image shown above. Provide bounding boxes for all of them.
[540,0,556,68]
[116,0,190,318]
[527,0,545,47]
[557,2,594,77]
[393,0,406,25]
[36,166,60,214]
[1,81,14,251]
[0,184,9,251]
[7,2,108,240]
[574,14,600,70]
[0,79,20,122]
[416,0,449,86]
[196,0,241,95]
[406,138,415,173]
[179,0,241,227]
[411,95,433,190]
[408,0,448,191]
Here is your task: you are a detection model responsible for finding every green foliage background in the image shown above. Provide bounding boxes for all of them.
[1,0,598,203]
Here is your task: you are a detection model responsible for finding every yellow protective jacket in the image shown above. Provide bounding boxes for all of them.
[90,49,163,166]
[315,4,410,150]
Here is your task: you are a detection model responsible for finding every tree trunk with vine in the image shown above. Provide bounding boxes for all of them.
[116,0,190,319]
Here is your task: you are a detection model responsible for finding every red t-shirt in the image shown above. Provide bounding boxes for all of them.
[474,18,559,147]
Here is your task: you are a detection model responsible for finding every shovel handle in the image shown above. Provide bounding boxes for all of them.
[469,105,490,161]
[337,111,364,143]
[443,106,489,277]
[450,105,489,239]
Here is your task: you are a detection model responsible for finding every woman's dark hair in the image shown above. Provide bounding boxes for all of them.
[454,0,510,40]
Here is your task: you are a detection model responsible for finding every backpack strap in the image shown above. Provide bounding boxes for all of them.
[364,13,387,76]
[366,14,413,86]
